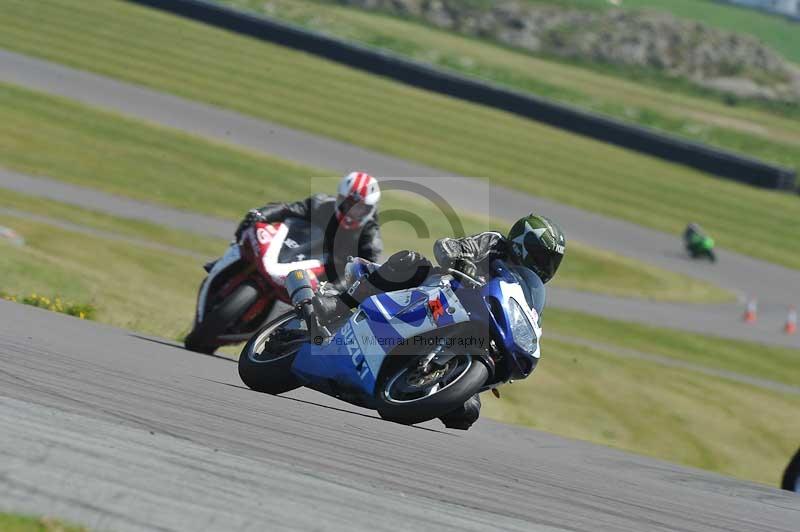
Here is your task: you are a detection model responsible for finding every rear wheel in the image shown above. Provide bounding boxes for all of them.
[376,353,488,426]
[238,311,304,394]
[185,282,261,354]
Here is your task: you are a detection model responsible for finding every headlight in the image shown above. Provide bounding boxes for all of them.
[508,298,537,354]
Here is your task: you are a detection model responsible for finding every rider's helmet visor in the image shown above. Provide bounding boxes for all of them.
[337,194,372,222]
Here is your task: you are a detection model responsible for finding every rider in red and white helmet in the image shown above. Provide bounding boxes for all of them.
[336,171,381,230]
[234,171,383,286]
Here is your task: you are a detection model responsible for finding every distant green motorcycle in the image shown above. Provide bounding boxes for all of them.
[683,223,716,263]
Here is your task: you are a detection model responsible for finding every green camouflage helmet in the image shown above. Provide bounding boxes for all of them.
[507,214,565,283]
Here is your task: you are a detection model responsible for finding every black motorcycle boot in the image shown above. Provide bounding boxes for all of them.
[439,394,482,430]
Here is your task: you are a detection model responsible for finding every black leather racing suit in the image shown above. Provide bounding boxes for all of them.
[337,231,538,314]
[249,193,383,286]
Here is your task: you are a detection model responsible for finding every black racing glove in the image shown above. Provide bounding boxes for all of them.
[451,258,478,280]
[235,209,268,241]
[371,250,433,291]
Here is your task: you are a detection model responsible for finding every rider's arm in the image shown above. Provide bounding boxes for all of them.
[433,231,508,272]
[236,197,314,240]
[255,196,313,223]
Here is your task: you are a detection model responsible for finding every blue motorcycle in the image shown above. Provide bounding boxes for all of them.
[239,259,544,425]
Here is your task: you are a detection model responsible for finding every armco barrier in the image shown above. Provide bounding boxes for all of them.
[127,0,797,190]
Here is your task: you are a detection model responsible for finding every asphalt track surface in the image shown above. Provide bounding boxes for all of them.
[2,301,799,532]
[2,50,800,347]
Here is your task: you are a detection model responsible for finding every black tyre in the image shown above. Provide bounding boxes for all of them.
[185,282,261,354]
[782,447,800,492]
[238,310,304,394]
[376,353,488,426]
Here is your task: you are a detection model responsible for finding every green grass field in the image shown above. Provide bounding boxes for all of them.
[546,308,800,386]
[481,336,800,486]
[0,82,731,303]
[0,215,207,339]
[0,189,227,257]
[2,1,799,271]
[0,513,87,532]
[217,0,800,170]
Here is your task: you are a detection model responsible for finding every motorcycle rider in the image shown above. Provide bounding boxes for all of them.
[683,222,715,260]
[234,171,383,286]
[313,213,566,430]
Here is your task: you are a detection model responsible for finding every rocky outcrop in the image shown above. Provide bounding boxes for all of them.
[334,0,800,102]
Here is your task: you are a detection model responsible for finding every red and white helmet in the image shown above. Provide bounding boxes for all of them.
[335,171,380,230]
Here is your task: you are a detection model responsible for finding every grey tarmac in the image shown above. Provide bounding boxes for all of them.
[548,288,800,348]
[1,301,798,532]
[0,168,235,240]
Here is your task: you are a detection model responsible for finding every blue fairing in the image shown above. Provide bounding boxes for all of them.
[291,320,379,393]
[291,279,472,397]
[289,261,542,404]
[482,260,544,378]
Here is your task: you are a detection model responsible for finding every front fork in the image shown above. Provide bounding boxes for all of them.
[285,269,330,343]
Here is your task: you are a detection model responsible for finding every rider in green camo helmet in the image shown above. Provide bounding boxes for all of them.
[507,213,566,284]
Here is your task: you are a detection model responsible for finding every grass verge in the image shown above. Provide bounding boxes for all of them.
[0,189,228,257]
[0,291,95,320]
[553,242,731,303]
[481,336,800,486]
[546,308,800,387]
[2,1,799,270]
[0,216,205,340]
[217,0,800,169]
[0,513,87,532]
[0,83,731,303]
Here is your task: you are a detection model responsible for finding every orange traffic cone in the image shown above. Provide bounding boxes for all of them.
[743,297,758,323]
[785,306,797,335]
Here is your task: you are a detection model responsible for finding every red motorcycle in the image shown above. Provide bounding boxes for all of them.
[185,217,326,353]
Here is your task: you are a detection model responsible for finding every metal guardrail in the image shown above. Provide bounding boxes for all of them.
[126,0,797,190]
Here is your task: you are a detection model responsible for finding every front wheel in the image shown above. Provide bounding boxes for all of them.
[185,282,261,354]
[238,310,305,394]
[376,354,488,426]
